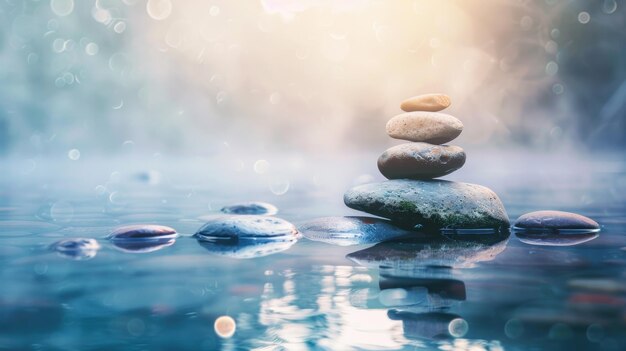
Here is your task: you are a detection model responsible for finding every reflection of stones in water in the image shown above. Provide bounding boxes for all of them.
[440,227,510,245]
[346,235,509,269]
[108,224,178,240]
[514,230,599,246]
[220,202,278,216]
[388,311,465,340]
[108,224,178,253]
[195,237,297,259]
[49,238,101,260]
[195,215,298,240]
[299,216,415,246]
[111,237,176,253]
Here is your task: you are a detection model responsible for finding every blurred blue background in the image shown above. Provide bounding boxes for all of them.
[0,0,624,157]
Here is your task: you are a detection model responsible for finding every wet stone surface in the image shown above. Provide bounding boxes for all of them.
[220,201,278,215]
[513,210,600,232]
[195,215,298,240]
[377,143,466,180]
[344,179,510,229]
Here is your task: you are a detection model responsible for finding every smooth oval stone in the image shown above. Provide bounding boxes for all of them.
[344,179,510,229]
[50,238,101,260]
[377,143,466,180]
[299,216,414,246]
[514,230,598,246]
[400,93,451,112]
[108,224,178,240]
[386,112,463,144]
[513,210,600,232]
[195,215,298,240]
[221,202,278,215]
[196,237,297,259]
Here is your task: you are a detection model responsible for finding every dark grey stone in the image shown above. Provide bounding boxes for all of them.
[513,210,600,231]
[377,143,465,179]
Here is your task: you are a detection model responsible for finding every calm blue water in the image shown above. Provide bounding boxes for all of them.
[1,153,625,350]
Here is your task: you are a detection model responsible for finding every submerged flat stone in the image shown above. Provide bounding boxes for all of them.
[386,112,463,144]
[513,210,600,232]
[195,215,298,240]
[50,238,101,260]
[299,216,415,246]
[221,202,278,215]
[377,143,465,180]
[344,179,509,229]
[400,93,451,112]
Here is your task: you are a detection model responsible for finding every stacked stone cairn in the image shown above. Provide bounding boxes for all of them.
[344,93,510,232]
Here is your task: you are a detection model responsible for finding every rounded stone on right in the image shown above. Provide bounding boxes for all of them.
[386,112,463,144]
[401,93,451,112]
[377,142,465,180]
[513,210,600,232]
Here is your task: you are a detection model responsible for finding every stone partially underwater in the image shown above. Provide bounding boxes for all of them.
[344,179,509,230]
[299,216,416,246]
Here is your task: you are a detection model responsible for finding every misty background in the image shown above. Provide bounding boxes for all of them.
[0,0,625,158]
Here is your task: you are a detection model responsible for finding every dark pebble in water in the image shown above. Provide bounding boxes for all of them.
[299,216,414,246]
[196,237,297,259]
[514,230,599,246]
[108,224,178,240]
[221,202,278,215]
[111,237,176,253]
[513,210,600,232]
[108,225,178,253]
[50,238,101,260]
[194,215,298,240]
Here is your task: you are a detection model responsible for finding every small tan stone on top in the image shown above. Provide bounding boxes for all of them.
[401,93,451,112]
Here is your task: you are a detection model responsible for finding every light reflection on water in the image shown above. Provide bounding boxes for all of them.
[0,155,625,350]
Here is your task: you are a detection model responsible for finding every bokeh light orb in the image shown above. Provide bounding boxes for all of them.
[214,315,236,338]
